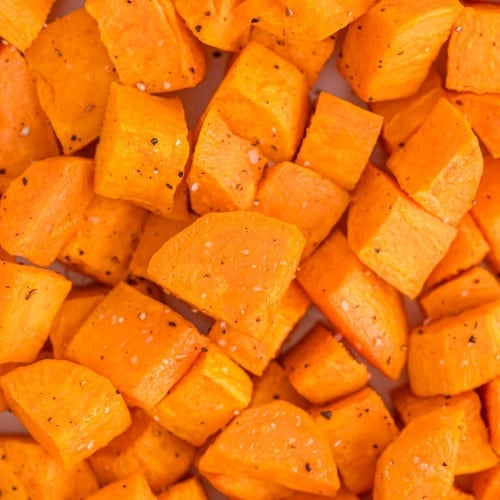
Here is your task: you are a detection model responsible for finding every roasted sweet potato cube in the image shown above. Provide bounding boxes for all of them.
[0,0,55,51]
[0,261,71,363]
[94,83,190,217]
[25,9,117,154]
[85,0,206,92]
[297,230,408,380]
[0,42,59,193]
[296,92,382,191]
[0,359,131,467]
[473,465,500,500]
[89,408,194,493]
[348,165,457,299]
[199,400,340,496]
[339,0,463,101]
[86,473,156,500]
[408,300,500,396]
[0,156,94,266]
[65,282,208,409]
[447,5,500,94]
[187,106,267,215]
[387,98,483,225]
[157,477,208,500]
[311,387,399,494]
[148,345,252,446]
[287,487,360,500]
[283,324,370,405]
[254,162,350,258]
[392,385,498,475]
[148,211,305,338]
[481,377,500,455]
[59,195,147,286]
[212,41,309,162]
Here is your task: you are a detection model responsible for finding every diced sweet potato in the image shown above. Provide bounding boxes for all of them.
[25,9,117,154]
[0,156,94,266]
[0,359,131,467]
[0,261,71,363]
[86,473,156,500]
[297,230,408,381]
[296,92,382,191]
[157,477,208,500]
[473,465,500,500]
[481,377,500,455]
[85,0,206,92]
[65,282,208,409]
[347,165,457,299]
[148,211,305,338]
[311,387,399,494]
[94,83,190,217]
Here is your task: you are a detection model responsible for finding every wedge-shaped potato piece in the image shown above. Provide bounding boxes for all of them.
[392,385,498,475]
[0,156,94,266]
[149,345,252,446]
[199,400,340,496]
[297,230,408,380]
[148,211,305,338]
[348,165,457,298]
[473,465,500,500]
[157,477,208,500]
[0,359,131,467]
[481,377,500,456]
[0,261,71,363]
[85,0,205,92]
[86,472,156,500]
[89,408,194,493]
[311,387,399,494]
[387,98,483,225]
[0,42,58,192]
[65,282,208,409]
[408,300,500,396]
[373,409,465,499]
[25,9,117,154]
[95,83,190,216]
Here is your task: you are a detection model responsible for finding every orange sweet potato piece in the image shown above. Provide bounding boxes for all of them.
[199,400,340,496]
[86,472,156,500]
[420,266,500,321]
[94,83,190,217]
[297,230,408,381]
[25,9,117,154]
[187,106,267,215]
[408,300,500,396]
[471,157,500,273]
[173,0,250,52]
[148,210,305,338]
[373,409,465,499]
[387,97,483,225]
[481,377,500,455]
[449,487,476,500]
[89,408,195,493]
[283,324,370,405]
[392,385,498,475]
[0,0,55,51]
[447,5,500,94]
[311,387,399,494]
[0,261,71,363]
[347,165,457,299]
[449,92,500,159]
[49,285,108,359]
[249,27,335,87]
[287,488,360,500]
[85,0,205,92]
[157,477,208,500]
[426,213,490,289]
[254,161,349,258]
[251,360,308,409]
[339,0,463,102]
[0,42,58,192]
[59,196,147,286]
[0,156,94,266]
[0,359,131,467]
[236,0,376,41]
[296,92,383,191]
[473,465,500,500]
[65,282,208,409]
[370,69,446,153]
[212,41,309,162]
[0,434,98,499]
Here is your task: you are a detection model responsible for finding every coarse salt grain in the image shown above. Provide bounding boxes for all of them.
[138,311,147,320]
[136,82,146,92]
[191,182,199,192]
[205,241,213,248]
[341,300,349,311]
[248,149,260,164]
[163,81,171,90]
[130,356,138,364]
[240,249,250,255]
[19,126,30,137]
[252,285,263,292]
[145,336,154,344]
[175,138,182,146]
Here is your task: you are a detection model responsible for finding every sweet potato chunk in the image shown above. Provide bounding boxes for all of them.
[86,473,156,500]
[157,477,208,500]
[0,359,131,467]
[481,377,500,455]
[148,211,305,338]
[473,465,500,500]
